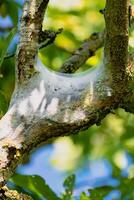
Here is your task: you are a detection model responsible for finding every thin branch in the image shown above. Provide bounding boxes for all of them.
[4,3,134,75]
[38,28,63,48]
[59,3,133,74]
[4,29,63,60]
[60,31,104,73]
[4,29,104,74]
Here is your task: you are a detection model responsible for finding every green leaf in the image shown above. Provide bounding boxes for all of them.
[0,91,8,117]
[89,186,113,200]
[62,174,75,200]
[11,174,60,200]
[118,177,134,198]
[0,28,16,68]
[80,192,91,200]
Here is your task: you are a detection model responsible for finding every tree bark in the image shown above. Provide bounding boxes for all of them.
[0,1,134,198]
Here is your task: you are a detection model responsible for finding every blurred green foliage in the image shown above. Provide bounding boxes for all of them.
[0,0,134,199]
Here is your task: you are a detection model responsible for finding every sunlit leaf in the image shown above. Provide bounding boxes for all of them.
[11,174,60,200]
[80,192,91,200]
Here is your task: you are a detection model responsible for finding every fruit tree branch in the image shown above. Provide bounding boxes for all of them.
[0,1,133,196]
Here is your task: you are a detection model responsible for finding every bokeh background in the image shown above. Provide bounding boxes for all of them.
[1,0,134,199]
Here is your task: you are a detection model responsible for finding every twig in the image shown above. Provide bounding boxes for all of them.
[38,28,63,47]
[4,29,63,60]
[60,31,105,73]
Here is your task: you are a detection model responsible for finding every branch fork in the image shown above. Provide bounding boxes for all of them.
[0,1,134,199]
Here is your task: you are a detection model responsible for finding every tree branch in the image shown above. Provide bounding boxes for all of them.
[60,31,105,73]
[0,186,32,200]
[103,0,129,111]
[0,0,132,194]
[0,58,115,187]
[4,3,134,75]
[61,2,134,74]
[16,0,49,84]
[120,53,134,113]
[4,29,63,60]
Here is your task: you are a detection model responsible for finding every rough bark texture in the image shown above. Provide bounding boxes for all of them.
[0,0,134,199]
[16,0,49,84]
[0,186,32,200]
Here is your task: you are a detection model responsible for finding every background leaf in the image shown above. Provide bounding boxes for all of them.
[80,192,91,200]
[89,186,113,200]
[11,174,61,200]
[0,90,8,117]
[5,0,19,26]
[62,174,75,200]
[0,28,16,68]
